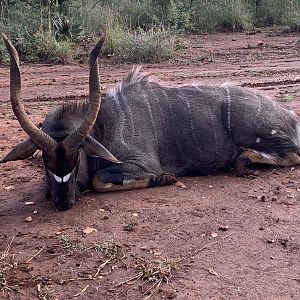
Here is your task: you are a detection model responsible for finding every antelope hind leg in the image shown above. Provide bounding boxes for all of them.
[234,149,300,176]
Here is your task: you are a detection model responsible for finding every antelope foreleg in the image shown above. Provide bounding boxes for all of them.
[93,177,152,192]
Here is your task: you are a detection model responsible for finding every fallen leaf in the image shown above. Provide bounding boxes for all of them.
[82,226,97,234]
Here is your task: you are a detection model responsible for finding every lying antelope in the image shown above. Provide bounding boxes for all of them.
[2,34,300,210]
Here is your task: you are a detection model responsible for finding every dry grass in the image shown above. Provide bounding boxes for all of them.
[55,234,122,257]
[0,234,124,298]
[116,232,234,299]
[1,232,233,299]
[56,234,85,255]
[37,282,55,300]
[0,236,50,299]
[117,256,182,299]
[0,270,20,295]
[0,236,21,297]
[92,240,122,258]
[91,240,123,279]
[53,234,124,280]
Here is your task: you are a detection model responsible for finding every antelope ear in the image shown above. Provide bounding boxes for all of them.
[83,135,122,164]
[0,138,38,163]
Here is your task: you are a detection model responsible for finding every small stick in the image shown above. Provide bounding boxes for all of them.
[208,268,231,280]
[73,285,89,297]
[55,277,92,285]
[266,168,277,176]
[93,258,113,278]
[143,279,159,295]
[116,273,143,287]
[144,279,163,300]
[25,246,45,263]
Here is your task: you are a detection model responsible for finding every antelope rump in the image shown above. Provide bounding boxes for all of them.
[2,34,300,211]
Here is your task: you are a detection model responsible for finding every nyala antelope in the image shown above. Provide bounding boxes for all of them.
[2,34,300,210]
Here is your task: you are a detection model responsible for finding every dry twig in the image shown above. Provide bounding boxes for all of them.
[73,284,90,297]
[25,246,46,263]
[208,268,231,280]
[0,236,20,295]
[93,258,114,278]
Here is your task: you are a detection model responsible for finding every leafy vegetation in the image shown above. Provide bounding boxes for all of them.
[0,0,299,63]
[254,0,300,28]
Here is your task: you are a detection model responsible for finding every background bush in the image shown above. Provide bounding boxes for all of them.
[255,0,300,28]
[0,0,299,63]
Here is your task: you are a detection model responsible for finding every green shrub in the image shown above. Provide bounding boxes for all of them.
[104,18,127,55]
[117,0,162,29]
[1,0,300,64]
[108,27,174,63]
[255,0,300,27]
[165,0,193,32]
[216,0,253,31]
[34,31,75,63]
[68,1,113,38]
[0,41,6,62]
[7,31,35,59]
[54,16,74,40]
[190,0,253,33]
[0,22,7,62]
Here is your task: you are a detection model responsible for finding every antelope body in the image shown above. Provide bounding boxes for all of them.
[2,35,300,210]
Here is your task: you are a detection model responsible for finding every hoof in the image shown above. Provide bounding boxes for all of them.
[153,173,178,186]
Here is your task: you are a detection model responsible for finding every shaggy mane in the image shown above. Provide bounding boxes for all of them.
[52,102,88,120]
[107,66,156,97]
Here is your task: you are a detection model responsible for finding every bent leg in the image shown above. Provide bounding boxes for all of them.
[94,177,152,192]
[241,150,300,166]
[93,163,178,192]
[234,149,300,176]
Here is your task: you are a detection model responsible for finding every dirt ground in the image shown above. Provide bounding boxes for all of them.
[0,29,300,300]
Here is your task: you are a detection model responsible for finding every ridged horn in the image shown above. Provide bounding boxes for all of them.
[62,34,106,151]
[2,33,57,154]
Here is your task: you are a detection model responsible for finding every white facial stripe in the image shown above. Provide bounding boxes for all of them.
[63,173,71,183]
[53,174,62,183]
[48,170,72,184]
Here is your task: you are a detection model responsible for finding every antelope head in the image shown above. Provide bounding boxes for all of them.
[1,34,120,210]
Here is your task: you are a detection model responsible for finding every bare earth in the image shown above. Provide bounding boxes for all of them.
[0,29,300,300]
